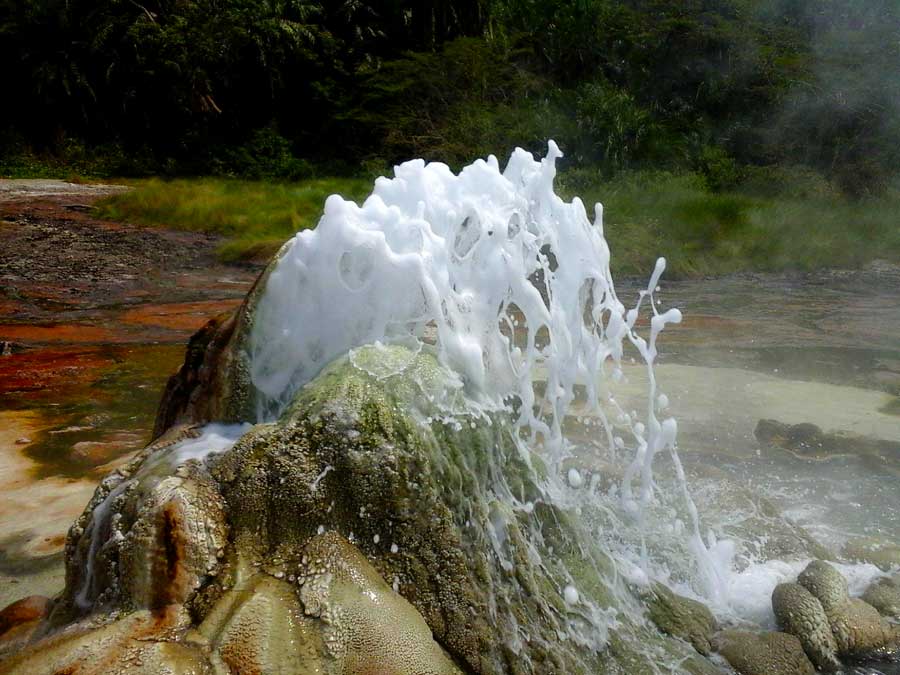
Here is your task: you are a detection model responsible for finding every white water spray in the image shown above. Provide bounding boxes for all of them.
[74,423,249,610]
[248,141,724,603]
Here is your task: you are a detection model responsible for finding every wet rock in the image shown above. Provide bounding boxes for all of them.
[714,629,816,675]
[202,345,612,672]
[862,576,900,619]
[771,581,841,671]
[798,559,900,657]
[296,532,461,673]
[2,344,735,674]
[773,560,900,669]
[46,427,229,624]
[843,536,900,571]
[0,595,49,658]
[755,419,900,465]
[193,572,329,673]
[153,243,286,436]
[0,607,207,675]
[0,595,49,638]
[643,582,717,655]
[71,439,141,466]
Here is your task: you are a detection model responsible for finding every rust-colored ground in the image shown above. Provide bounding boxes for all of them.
[0,180,262,602]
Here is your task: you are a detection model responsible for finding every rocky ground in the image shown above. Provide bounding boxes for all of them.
[0,180,262,606]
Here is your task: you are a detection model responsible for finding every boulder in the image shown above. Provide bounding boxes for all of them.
[771,582,840,671]
[714,629,816,675]
[643,582,717,655]
[862,575,900,619]
[2,345,725,674]
[772,559,900,670]
[798,560,900,657]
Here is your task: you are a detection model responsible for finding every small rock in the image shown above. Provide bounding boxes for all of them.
[777,560,900,663]
[14,437,30,445]
[772,581,840,671]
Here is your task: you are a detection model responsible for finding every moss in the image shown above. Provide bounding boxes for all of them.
[31,344,731,674]
[643,582,716,655]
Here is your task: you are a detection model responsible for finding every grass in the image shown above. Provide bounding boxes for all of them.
[94,177,371,262]
[92,169,900,275]
[558,169,900,277]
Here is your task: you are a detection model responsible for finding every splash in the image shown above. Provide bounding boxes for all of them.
[249,142,721,600]
[74,423,249,610]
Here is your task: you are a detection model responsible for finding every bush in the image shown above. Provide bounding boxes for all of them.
[575,80,661,171]
[694,145,742,192]
[219,128,315,181]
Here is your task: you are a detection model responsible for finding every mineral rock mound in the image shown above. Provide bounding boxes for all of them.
[1,341,724,674]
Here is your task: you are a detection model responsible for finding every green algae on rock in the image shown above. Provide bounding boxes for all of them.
[643,581,717,655]
[2,344,729,674]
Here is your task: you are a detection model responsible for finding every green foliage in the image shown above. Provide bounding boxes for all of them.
[574,80,664,171]
[97,172,900,275]
[348,36,560,166]
[2,0,899,202]
[94,177,370,261]
[558,168,900,277]
[694,146,743,192]
[217,128,315,180]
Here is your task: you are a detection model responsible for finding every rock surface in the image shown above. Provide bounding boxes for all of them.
[644,582,717,655]
[1,343,724,674]
[772,559,900,669]
[772,581,840,670]
[755,418,900,465]
[714,629,816,675]
[842,537,900,571]
[862,575,900,619]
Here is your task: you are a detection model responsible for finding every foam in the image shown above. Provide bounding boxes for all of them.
[249,143,684,469]
[247,141,725,606]
[719,558,887,628]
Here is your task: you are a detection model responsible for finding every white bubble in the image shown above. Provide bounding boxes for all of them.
[567,468,584,488]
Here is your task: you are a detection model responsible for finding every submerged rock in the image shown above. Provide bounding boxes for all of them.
[755,418,900,465]
[843,536,900,572]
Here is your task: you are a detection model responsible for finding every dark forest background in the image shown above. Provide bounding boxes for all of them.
[2,0,899,197]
